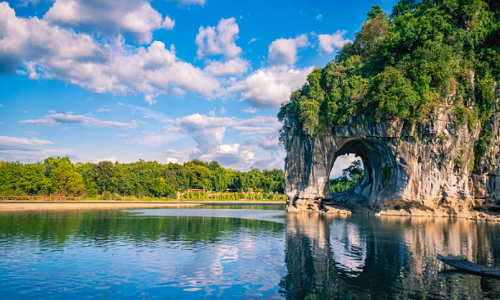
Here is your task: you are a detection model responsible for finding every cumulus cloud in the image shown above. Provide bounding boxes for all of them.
[217,143,240,155]
[204,58,248,76]
[97,156,118,163]
[152,113,283,169]
[161,16,175,30]
[317,30,352,53]
[163,148,201,164]
[258,135,281,152]
[44,0,174,44]
[268,34,310,66]
[0,3,219,98]
[196,17,241,58]
[166,157,179,164]
[228,66,314,108]
[196,17,249,76]
[19,113,142,129]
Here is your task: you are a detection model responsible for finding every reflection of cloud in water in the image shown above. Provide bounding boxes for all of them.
[330,220,366,276]
[128,208,286,224]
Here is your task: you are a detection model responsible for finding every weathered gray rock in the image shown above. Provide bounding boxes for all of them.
[281,106,500,220]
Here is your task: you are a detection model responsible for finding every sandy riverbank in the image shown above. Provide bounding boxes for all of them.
[0,201,286,212]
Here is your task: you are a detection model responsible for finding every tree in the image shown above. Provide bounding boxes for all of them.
[44,157,84,195]
[93,161,117,193]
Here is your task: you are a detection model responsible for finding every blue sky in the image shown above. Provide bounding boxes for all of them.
[0,0,395,175]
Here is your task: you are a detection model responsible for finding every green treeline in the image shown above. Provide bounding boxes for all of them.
[329,160,365,193]
[0,157,286,199]
[279,0,500,137]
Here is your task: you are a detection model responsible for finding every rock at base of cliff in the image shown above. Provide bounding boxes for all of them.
[322,204,352,215]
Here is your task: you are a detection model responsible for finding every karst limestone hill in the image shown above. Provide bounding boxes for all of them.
[279,1,500,220]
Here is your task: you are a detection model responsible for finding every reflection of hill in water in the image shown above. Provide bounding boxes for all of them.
[281,214,500,299]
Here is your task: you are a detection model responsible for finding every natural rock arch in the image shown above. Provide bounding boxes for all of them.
[328,138,401,208]
[282,111,500,218]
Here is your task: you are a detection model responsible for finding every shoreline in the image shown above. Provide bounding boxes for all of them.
[0,201,286,212]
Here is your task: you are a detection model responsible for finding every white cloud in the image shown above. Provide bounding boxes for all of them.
[317,30,352,53]
[0,104,3,107]
[44,0,173,44]
[20,113,142,129]
[157,113,283,169]
[196,17,249,76]
[97,156,118,163]
[0,136,52,151]
[119,103,169,122]
[243,108,257,114]
[115,133,131,137]
[196,17,242,59]
[229,66,314,108]
[330,154,362,178]
[240,150,256,163]
[248,38,257,44]
[258,135,280,152]
[145,94,158,106]
[162,148,200,164]
[0,149,75,162]
[126,131,183,147]
[316,14,322,21]
[167,0,206,7]
[220,106,226,114]
[96,108,110,112]
[162,16,175,30]
[166,157,179,164]
[0,3,219,98]
[204,58,248,76]
[268,34,310,66]
[217,143,240,155]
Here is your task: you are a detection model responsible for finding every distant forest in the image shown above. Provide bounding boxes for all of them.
[0,157,285,199]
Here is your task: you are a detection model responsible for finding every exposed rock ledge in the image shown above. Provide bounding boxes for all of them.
[281,107,500,222]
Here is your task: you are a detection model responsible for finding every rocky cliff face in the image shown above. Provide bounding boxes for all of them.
[282,108,500,220]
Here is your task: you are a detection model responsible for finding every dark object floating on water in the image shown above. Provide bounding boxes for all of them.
[438,254,500,279]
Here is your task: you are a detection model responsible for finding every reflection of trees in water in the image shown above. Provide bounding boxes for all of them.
[0,210,285,245]
[280,214,500,299]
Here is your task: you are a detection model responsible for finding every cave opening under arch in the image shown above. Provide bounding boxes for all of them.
[327,138,399,208]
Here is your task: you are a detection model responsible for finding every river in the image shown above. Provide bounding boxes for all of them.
[0,205,499,299]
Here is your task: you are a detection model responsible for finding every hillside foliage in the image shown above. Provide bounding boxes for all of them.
[279,0,500,136]
[0,157,285,198]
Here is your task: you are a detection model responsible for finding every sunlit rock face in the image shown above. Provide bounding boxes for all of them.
[281,109,500,218]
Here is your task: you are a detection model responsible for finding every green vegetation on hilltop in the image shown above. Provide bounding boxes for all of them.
[279,0,500,136]
[0,157,285,199]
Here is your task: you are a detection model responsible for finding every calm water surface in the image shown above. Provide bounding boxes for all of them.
[0,205,499,299]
